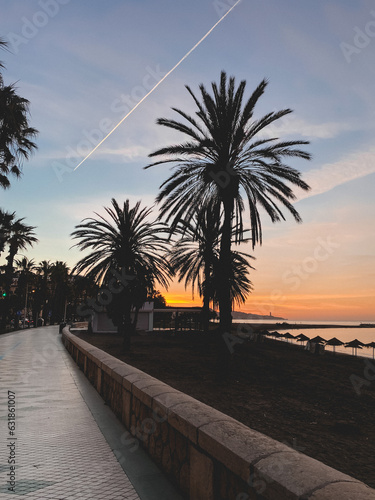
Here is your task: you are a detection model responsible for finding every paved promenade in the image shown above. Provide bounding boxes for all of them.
[0,326,182,499]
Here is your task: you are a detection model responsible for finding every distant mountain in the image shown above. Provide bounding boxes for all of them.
[232,311,286,320]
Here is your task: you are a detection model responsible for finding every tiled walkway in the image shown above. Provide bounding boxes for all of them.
[0,327,181,499]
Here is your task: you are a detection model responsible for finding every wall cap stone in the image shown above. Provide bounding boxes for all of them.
[255,450,360,499]
[307,480,375,500]
[169,400,234,444]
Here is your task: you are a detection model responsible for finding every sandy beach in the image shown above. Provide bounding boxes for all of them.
[74,327,375,489]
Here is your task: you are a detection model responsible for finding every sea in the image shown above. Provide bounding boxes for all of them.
[232,319,375,359]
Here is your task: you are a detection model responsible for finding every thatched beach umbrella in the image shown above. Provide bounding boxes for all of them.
[282,332,295,343]
[326,337,344,353]
[365,341,375,359]
[310,335,327,344]
[271,331,282,338]
[296,333,310,346]
[345,339,365,356]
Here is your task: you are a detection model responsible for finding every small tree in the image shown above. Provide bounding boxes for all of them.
[170,206,254,333]
[71,199,172,349]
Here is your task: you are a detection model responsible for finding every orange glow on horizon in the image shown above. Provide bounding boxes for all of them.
[163,287,374,322]
[163,292,200,308]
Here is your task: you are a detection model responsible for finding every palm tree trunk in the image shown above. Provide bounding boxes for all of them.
[121,305,132,351]
[202,292,210,334]
[202,259,212,334]
[217,196,234,379]
[5,247,16,296]
[219,196,234,334]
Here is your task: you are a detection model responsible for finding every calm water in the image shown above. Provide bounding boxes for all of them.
[232,320,375,359]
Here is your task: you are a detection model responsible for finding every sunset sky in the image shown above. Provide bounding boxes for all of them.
[0,0,374,321]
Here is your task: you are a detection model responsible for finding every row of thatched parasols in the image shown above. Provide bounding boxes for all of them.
[263,331,375,358]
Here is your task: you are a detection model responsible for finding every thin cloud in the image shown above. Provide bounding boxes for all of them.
[296,148,375,201]
[262,116,355,139]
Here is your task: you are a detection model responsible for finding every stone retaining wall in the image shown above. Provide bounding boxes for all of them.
[62,328,375,500]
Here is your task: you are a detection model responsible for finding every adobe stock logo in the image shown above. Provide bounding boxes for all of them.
[340,11,375,63]
[76,268,134,320]
[282,236,340,291]
[6,0,71,54]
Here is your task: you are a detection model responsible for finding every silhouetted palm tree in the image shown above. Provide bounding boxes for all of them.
[170,206,254,333]
[15,256,37,273]
[212,252,253,308]
[70,274,99,321]
[4,218,38,296]
[1,218,37,328]
[50,261,70,324]
[36,260,52,325]
[0,209,14,255]
[14,257,37,326]
[146,71,311,334]
[71,199,172,349]
[0,38,38,189]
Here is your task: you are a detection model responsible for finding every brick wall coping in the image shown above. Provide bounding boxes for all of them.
[62,328,375,500]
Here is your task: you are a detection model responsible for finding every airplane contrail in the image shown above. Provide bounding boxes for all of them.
[74,0,242,171]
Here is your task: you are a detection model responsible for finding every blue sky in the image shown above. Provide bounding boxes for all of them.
[0,0,374,320]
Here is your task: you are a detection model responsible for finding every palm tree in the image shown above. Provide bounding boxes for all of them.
[50,261,70,324]
[1,218,37,328]
[70,274,99,322]
[0,38,38,189]
[170,206,219,332]
[0,209,14,255]
[170,206,254,333]
[212,252,253,308]
[36,260,52,325]
[71,199,172,349]
[15,256,37,273]
[4,218,38,297]
[14,257,37,326]
[146,71,311,335]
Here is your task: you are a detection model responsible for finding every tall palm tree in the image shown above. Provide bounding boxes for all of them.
[170,206,219,331]
[71,199,172,349]
[49,261,70,324]
[36,260,52,325]
[4,218,38,296]
[14,257,37,326]
[0,38,38,189]
[1,218,37,328]
[146,71,311,335]
[0,209,14,255]
[170,206,254,333]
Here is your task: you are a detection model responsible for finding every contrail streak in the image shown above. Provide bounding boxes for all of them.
[74,0,242,171]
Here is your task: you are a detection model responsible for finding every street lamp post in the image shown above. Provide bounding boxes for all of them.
[17,254,35,329]
[23,283,29,329]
